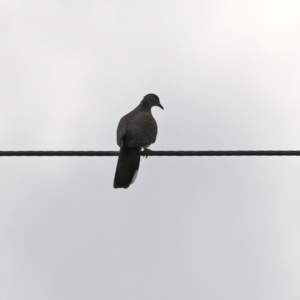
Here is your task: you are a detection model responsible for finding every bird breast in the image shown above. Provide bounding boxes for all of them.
[126,112,157,148]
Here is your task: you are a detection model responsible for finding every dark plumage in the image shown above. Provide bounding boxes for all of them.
[113,94,163,189]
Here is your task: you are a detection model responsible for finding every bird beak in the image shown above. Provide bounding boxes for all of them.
[158,103,164,110]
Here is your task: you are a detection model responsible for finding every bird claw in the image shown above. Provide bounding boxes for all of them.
[142,149,152,158]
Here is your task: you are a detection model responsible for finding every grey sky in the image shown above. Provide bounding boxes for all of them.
[1,1,300,299]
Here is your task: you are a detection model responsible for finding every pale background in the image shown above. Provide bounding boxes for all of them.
[1,1,300,299]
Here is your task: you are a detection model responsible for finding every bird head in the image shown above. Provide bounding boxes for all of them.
[141,94,164,110]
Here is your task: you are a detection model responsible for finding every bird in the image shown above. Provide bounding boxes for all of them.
[113,94,164,188]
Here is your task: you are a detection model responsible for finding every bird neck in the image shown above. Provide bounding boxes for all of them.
[140,100,152,111]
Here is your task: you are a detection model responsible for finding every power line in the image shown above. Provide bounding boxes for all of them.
[0,150,300,156]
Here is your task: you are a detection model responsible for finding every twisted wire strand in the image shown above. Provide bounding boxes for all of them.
[0,150,300,156]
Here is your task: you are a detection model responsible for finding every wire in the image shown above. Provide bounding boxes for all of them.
[0,150,300,156]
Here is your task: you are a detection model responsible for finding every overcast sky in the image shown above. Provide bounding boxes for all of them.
[1,1,300,299]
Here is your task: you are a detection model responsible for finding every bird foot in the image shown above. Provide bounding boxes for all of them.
[142,148,152,159]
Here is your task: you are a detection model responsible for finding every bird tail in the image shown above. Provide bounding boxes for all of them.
[113,147,141,188]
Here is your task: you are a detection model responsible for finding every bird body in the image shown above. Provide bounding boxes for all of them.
[113,94,163,189]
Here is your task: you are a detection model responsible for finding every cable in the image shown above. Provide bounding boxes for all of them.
[0,150,300,156]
